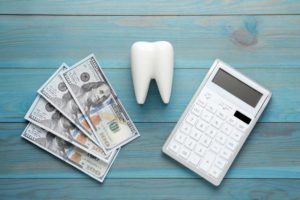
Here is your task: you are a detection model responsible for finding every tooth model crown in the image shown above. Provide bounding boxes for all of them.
[131,41,174,104]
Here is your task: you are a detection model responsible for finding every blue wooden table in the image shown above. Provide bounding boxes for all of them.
[1,1,300,199]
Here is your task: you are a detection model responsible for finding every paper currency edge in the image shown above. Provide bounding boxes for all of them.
[36,63,102,147]
[59,62,108,154]
[24,95,111,163]
[21,123,120,183]
[60,54,141,151]
[86,54,141,150]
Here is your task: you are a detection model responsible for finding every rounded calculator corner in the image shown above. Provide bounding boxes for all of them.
[267,90,272,98]
[211,179,222,187]
[162,144,167,153]
[212,59,221,67]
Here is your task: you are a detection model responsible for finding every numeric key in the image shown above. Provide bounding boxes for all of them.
[220,148,232,160]
[225,139,238,151]
[192,105,202,116]
[215,132,226,144]
[168,140,181,153]
[237,122,248,132]
[199,135,212,147]
[216,110,227,120]
[206,103,217,114]
[215,157,227,169]
[211,117,222,129]
[209,166,222,178]
[184,137,197,150]
[205,126,218,138]
[180,123,192,134]
[185,113,198,125]
[190,128,202,141]
[201,110,213,123]
[231,130,243,141]
[196,120,208,132]
[175,133,187,143]
[188,153,201,166]
[199,152,216,172]
[227,116,236,126]
[195,144,206,156]
[211,142,221,153]
[220,123,232,135]
[195,98,206,107]
[179,147,190,159]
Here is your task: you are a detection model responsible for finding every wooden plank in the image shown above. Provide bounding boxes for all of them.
[0,68,299,123]
[0,15,300,69]
[0,179,300,200]
[1,122,299,179]
[0,0,300,15]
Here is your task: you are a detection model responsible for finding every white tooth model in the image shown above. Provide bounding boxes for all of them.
[131,41,174,104]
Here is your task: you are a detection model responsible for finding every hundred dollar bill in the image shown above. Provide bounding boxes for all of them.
[61,54,139,151]
[22,123,118,182]
[25,95,115,163]
[38,64,99,146]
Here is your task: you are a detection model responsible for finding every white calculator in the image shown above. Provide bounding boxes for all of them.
[162,59,271,186]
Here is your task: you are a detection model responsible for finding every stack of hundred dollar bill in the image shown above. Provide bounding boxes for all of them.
[21,54,140,182]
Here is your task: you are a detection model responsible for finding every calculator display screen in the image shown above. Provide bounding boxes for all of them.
[212,69,262,107]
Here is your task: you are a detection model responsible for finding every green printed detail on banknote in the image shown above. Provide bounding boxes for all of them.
[22,123,119,182]
[24,95,114,163]
[61,54,139,151]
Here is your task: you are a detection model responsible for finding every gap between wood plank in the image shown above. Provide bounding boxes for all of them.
[1,14,300,16]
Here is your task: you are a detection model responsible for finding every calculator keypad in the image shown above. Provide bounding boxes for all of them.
[166,92,249,182]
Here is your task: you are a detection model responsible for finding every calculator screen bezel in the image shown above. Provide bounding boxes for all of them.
[212,68,263,108]
[205,60,271,117]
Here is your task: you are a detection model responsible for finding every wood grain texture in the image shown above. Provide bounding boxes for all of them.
[1,122,299,179]
[1,179,300,200]
[0,68,299,122]
[0,0,300,15]
[0,0,300,198]
[0,16,300,69]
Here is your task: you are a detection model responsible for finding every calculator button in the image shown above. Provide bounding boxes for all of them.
[185,113,198,125]
[179,147,190,159]
[231,130,243,141]
[168,140,181,153]
[196,120,208,132]
[205,126,218,138]
[215,157,227,169]
[211,142,221,153]
[188,153,201,166]
[215,132,226,145]
[180,123,192,134]
[175,133,187,143]
[237,122,248,132]
[199,135,212,147]
[192,105,202,116]
[201,110,213,123]
[195,144,206,157]
[220,123,232,135]
[184,137,197,150]
[203,91,213,100]
[190,128,202,141]
[211,117,222,129]
[225,139,238,151]
[199,151,216,172]
[220,148,232,160]
[227,116,236,126]
[216,110,227,120]
[195,98,206,107]
[209,166,222,178]
[206,103,217,114]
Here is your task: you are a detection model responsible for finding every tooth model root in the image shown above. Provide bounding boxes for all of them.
[131,41,174,104]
